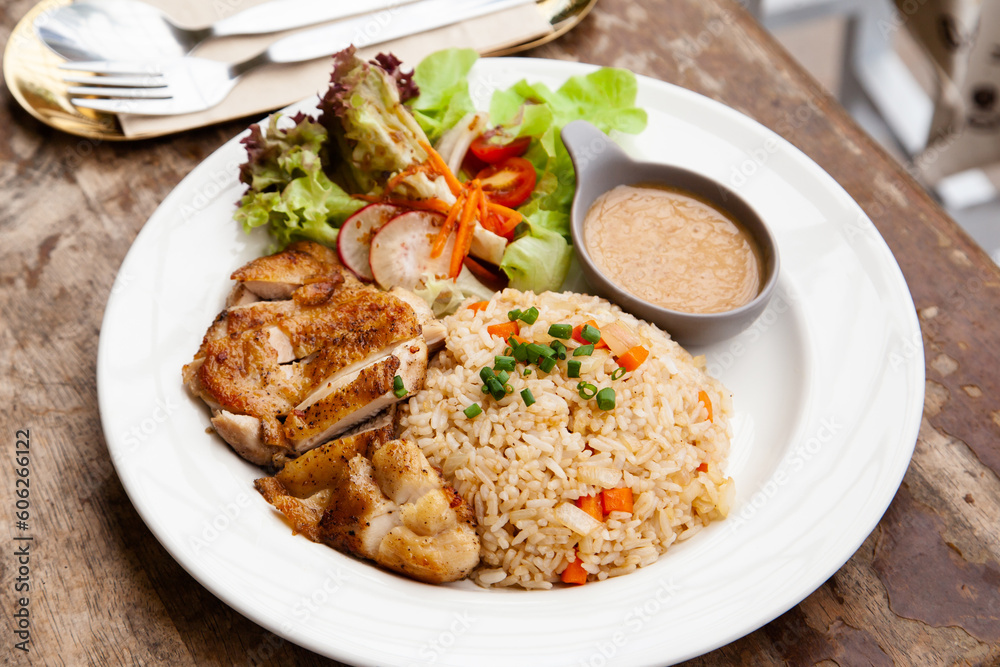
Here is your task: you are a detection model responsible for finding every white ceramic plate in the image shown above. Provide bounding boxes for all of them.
[97,58,924,666]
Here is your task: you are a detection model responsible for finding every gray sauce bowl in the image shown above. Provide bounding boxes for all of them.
[561,120,780,347]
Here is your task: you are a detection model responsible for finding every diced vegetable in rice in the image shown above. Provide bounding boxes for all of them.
[399,289,735,588]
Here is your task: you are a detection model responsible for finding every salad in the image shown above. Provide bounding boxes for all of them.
[235,47,647,314]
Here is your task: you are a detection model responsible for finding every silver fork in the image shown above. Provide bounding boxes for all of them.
[61,0,534,116]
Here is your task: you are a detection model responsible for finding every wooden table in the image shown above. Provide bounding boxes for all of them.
[3,0,999,664]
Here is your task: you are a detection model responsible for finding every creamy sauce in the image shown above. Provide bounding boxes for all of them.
[584,184,763,314]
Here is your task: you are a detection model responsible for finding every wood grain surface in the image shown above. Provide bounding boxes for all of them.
[2,0,999,664]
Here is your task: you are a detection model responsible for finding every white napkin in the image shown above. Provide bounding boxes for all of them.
[119,0,553,137]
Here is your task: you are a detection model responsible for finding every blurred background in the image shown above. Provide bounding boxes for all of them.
[747,0,1000,265]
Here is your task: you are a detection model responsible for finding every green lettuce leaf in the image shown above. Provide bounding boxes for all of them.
[407,48,479,143]
[318,47,435,196]
[500,224,573,294]
[235,113,364,249]
[492,67,647,291]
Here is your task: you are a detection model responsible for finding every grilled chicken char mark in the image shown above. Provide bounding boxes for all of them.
[183,241,437,468]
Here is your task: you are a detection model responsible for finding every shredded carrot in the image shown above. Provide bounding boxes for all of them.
[511,334,529,345]
[430,192,465,259]
[561,552,588,585]
[486,201,523,236]
[449,182,481,278]
[479,184,489,226]
[419,140,463,196]
[467,301,489,312]
[601,488,634,514]
[575,495,603,522]
[698,390,713,422]
[617,345,649,372]
[487,320,520,339]
[697,462,709,473]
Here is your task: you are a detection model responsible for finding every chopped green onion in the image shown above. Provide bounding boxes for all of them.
[547,323,573,339]
[508,309,522,321]
[496,370,510,385]
[528,343,555,359]
[521,388,536,406]
[523,368,532,376]
[480,367,496,383]
[611,367,627,380]
[503,346,513,357]
[578,382,598,399]
[464,403,483,418]
[567,360,582,378]
[504,383,514,394]
[581,324,601,344]
[518,307,539,325]
[549,340,567,360]
[494,356,516,372]
[596,387,616,410]
[573,344,595,357]
[513,344,528,362]
[482,385,490,394]
[488,378,506,400]
[538,356,557,373]
[393,375,407,398]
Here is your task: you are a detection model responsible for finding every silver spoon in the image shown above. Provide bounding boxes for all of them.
[34,0,420,61]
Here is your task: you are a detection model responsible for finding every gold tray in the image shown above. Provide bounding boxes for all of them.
[3,0,596,141]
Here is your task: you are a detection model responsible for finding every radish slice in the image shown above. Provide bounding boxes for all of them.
[369,211,453,291]
[337,203,400,281]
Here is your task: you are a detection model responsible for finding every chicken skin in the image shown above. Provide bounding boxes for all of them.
[255,428,480,584]
[183,241,431,467]
[185,241,480,583]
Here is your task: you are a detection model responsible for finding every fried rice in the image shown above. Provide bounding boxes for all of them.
[399,289,735,589]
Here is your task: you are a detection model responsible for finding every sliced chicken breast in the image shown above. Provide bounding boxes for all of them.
[231,240,349,299]
[185,241,443,468]
[254,436,480,583]
[284,339,427,452]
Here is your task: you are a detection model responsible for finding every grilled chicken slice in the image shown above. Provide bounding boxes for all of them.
[184,241,443,468]
[231,240,352,299]
[210,410,278,466]
[226,283,260,308]
[283,339,427,453]
[255,435,480,583]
